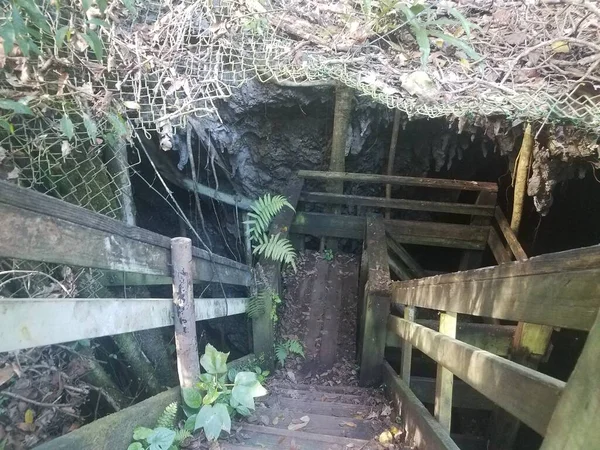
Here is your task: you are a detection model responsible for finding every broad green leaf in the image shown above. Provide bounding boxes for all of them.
[445,6,473,38]
[147,427,176,450]
[82,0,93,12]
[0,99,33,115]
[203,387,221,405]
[0,23,15,54]
[428,30,480,60]
[235,405,252,416]
[82,30,104,61]
[231,385,254,409]
[60,114,75,140]
[97,0,108,12]
[412,25,430,67]
[16,0,50,32]
[184,414,197,431]
[82,113,98,141]
[0,119,14,134]
[194,404,231,441]
[132,426,154,440]
[88,18,110,29]
[227,368,238,382]
[121,0,137,14]
[107,112,129,137]
[235,372,268,397]
[181,387,202,409]
[200,344,229,375]
[127,443,144,450]
[55,26,70,49]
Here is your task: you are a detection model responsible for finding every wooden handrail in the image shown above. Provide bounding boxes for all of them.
[388,316,565,436]
[0,181,251,286]
[392,244,600,330]
[299,192,495,216]
[298,170,498,192]
[0,297,249,353]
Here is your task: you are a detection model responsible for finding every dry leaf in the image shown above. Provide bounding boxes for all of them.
[380,405,392,416]
[288,421,308,431]
[299,416,310,423]
[7,166,20,180]
[551,41,570,53]
[0,366,14,387]
[123,101,140,110]
[24,409,35,424]
[340,421,357,428]
[379,430,394,444]
[61,140,71,158]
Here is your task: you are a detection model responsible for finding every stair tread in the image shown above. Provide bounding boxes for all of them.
[250,405,386,440]
[270,386,366,405]
[268,381,377,396]
[264,396,377,417]
[228,423,380,450]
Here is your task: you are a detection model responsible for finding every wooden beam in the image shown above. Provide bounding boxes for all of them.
[387,236,425,277]
[494,207,528,261]
[0,297,249,352]
[298,170,498,192]
[387,321,515,357]
[253,179,304,368]
[488,228,512,264]
[410,376,493,411]
[0,181,252,286]
[391,245,600,331]
[385,219,489,250]
[300,192,495,216]
[383,362,460,450]
[389,255,412,281]
[540,311,600,450]
[100,271,173,286]
[400,306,416,383]
[359,217,391,386]
[291,212,365,239]
[388,316,565,435]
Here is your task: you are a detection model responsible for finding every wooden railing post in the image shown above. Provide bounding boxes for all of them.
[171,237,200,388]
[434,312,457,431]
[359,217,391,386]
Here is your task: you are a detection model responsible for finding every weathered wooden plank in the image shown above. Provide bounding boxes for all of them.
[100,271,173,286]
[385,219,488,250]
[540,311,600,450]
[359,217,391,386]
[392,245,600,330]
[0,181,251,286]
[291,212,489,249]
[298,170,498,192]
[383,362,460,450]
[435,312,457,431]
[300,192,495,216]
[0,297,249,352]
[410,377,493,410]
[387,236,425,278]
[291,212,365,239]
[494,207,528,261]
[389,255,412,281]
[388,316,565,435]
[387,320,515,357]
[488,228,512,264]
[253,179,304,368]
[400,306,416,383]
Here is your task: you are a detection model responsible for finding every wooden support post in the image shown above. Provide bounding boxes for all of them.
[510,123,533,234]
[359,217,391,386]
[385,109,402,219]
[171,237,200,388]
[434,312,457,432]
[540,311,600,450]
[242,212,253,266]
[401,306,416,383]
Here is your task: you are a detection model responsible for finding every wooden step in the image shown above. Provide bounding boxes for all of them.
[226,423,379,450]
[267,397,373,418]
[251,406,384,440]
[269,386,365,405]
[268,381,377,396]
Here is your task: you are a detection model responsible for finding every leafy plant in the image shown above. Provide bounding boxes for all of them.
[247,288,282,322]
[245,194,297,270]
[366,1,479,66]
[275,339,305,366]
[323,249,334,261]
[181,344,267,441]
[128,403,190,450]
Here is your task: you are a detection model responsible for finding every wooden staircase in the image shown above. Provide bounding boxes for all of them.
[223,382,407,449]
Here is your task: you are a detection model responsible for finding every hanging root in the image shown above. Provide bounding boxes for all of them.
[511,123,534,234]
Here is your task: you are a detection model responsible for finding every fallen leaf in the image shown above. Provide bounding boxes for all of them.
[299,416,310,423]
[288,421,308,431]
[366,411,378,420]
[379,430,393,444]
[381,405,392,416]
[24,409,35,424]
[340,421,357,428]
[272,416,279,425]
[0,146,6,164]
[0,366,14,387]
[6,166,20,180]
[551,41,570,53]
[123,101,140,110]
[61,140,71,158]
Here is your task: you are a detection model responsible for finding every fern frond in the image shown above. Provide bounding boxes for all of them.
[286,339,305,358]
[156,402,178,429]
[247,290,268,318]
[247,194,294,242]
[275,343,288,366]
[253,233,297,269]
[174,429,192,443]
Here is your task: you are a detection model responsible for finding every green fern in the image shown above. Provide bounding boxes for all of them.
[246,194,294,242]
[247,290,268,318]
[174,429,191,443]
[253,233,297,270]
[156,402,178,429]
[287,339,305,358]
[274,343,289,366]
